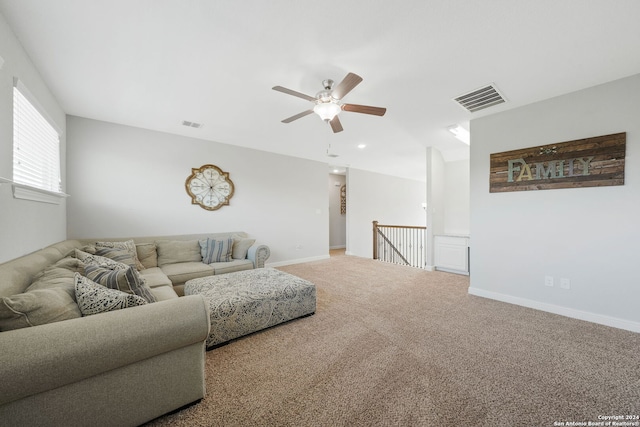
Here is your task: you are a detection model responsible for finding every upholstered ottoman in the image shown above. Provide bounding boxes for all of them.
[184,268,316,348]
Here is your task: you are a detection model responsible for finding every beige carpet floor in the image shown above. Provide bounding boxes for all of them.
[147,253,640,426]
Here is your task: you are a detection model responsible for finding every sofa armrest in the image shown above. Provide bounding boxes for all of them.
[247,243,270,268]
[0,295,210,406]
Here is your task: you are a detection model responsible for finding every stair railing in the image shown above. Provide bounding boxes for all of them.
[372,220,427,269]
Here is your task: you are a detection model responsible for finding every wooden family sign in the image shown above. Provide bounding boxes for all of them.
[489,132,625,193]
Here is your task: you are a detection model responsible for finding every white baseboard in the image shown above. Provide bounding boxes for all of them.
[266,254,330,268]
[330,245,346,250]
[468,287,640,333]
[434,266,469,275]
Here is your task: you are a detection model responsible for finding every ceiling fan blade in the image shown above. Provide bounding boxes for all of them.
[272,86,316,102]
[331,73,363,100]
[342,103,387,116]
[329,116,343,133]
[281,109,314,123]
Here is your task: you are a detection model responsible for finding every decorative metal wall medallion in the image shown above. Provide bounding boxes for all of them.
[185,164,235,211]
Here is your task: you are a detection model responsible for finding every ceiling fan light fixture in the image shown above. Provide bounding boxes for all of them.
[273,72,385,132]
[314,102,341,121]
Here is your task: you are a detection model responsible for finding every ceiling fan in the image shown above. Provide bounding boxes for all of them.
[272,72,386,133]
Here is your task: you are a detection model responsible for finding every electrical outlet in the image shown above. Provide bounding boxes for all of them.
[544,276,554,287]
[560,278,571,290]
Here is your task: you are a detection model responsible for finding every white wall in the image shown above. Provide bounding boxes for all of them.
[469,74,640,332]
[0,14,67,263]
[443,159,470,235]
[66,116,329,266]
[346,168,426,258]
[328,173,346,249]
[425,147,445,267]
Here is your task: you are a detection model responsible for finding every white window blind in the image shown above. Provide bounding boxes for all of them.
[13,81,62,194]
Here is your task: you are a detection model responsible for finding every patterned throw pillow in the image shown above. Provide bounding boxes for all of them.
[75,249,128,270]
[84,264,156,303]
[75,274,147,316]
[199,238,233,264]
[95,240,145,270]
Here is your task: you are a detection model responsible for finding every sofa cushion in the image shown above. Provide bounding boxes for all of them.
[95,240,145,270]
[84,264,156,303]
[211,259,254,275]
[156,240,201,266]
[0,288,81,331]
[199,238,233,263]
[149,284,180,301]
[137,268,178,300]
[43,256,85,274]
[160,262,214,286]
[0,246,67,298]
[232,237,255,260]
[136,243,158,269]
[75,274,147,316]
[138,267,172,288]
[26,257,85,297]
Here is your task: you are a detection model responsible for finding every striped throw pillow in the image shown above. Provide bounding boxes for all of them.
[199,238,233,264]
[84,264,156,303]
[94,247,138,269]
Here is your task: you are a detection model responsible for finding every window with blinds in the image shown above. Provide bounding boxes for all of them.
[13,81,62,194]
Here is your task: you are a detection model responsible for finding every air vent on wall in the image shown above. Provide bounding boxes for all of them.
[182,120,203,128]
[453,83,506,113]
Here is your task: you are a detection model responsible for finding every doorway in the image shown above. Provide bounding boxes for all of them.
[328,172,346,255]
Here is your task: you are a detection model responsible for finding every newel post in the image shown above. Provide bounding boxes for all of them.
[372,220,379,260]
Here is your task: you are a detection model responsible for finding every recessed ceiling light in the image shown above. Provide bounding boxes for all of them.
[447,125,470,144]
[357,144,366,149]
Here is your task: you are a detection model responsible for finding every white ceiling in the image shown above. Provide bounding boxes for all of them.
[1,0,639,181]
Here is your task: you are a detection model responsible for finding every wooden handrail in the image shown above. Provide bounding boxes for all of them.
[373,223,426,230]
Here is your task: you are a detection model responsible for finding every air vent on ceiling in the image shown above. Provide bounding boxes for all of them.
[182,120,203,128]
[453,84,506,113]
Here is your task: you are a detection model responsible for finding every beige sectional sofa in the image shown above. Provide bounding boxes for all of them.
[0,231,270,426]
[94,232,271,297]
